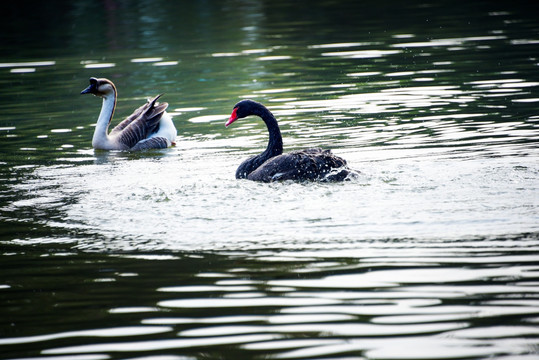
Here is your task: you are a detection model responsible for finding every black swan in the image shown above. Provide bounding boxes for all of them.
[225,99,356,182]
[81,77,177,150]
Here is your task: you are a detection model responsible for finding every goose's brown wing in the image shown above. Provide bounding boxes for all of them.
[130,137,171,150]
[112,95,168,149]
[110,96,155,135]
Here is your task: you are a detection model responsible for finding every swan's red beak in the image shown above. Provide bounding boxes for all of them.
[225,108,238,127]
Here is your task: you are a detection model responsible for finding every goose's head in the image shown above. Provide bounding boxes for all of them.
[81,77,116,97]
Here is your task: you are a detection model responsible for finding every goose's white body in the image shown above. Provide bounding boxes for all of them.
[82,77,177,151]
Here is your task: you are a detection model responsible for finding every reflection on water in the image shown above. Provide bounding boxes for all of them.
[1,0,539,359]
[1,239,538,359]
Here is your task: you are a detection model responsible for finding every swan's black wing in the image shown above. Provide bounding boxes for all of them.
[236,153,274,179]
[247,148,351,182]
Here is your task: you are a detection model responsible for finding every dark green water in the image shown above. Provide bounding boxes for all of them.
[1,1,538,359]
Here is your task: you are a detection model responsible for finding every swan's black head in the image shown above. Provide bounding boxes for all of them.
[225,99,264,127]
[81,77,116,97]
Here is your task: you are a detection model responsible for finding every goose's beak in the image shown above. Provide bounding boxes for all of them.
[81,78,98,95]
[225,108,238,127]
[80,84,93,95]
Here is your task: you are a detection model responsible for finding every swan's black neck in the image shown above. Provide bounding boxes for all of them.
[235,102,284,179]
[258,105,283,158]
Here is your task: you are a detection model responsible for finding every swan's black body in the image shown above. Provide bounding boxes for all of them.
[226,99,356,182]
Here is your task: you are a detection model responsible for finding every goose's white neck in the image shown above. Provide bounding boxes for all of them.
[92,92,117,150]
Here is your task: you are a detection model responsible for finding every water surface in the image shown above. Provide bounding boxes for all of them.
[1,1,538,359]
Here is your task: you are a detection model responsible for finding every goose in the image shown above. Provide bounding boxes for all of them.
[81,77,177,150]
[225,99,357,182]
